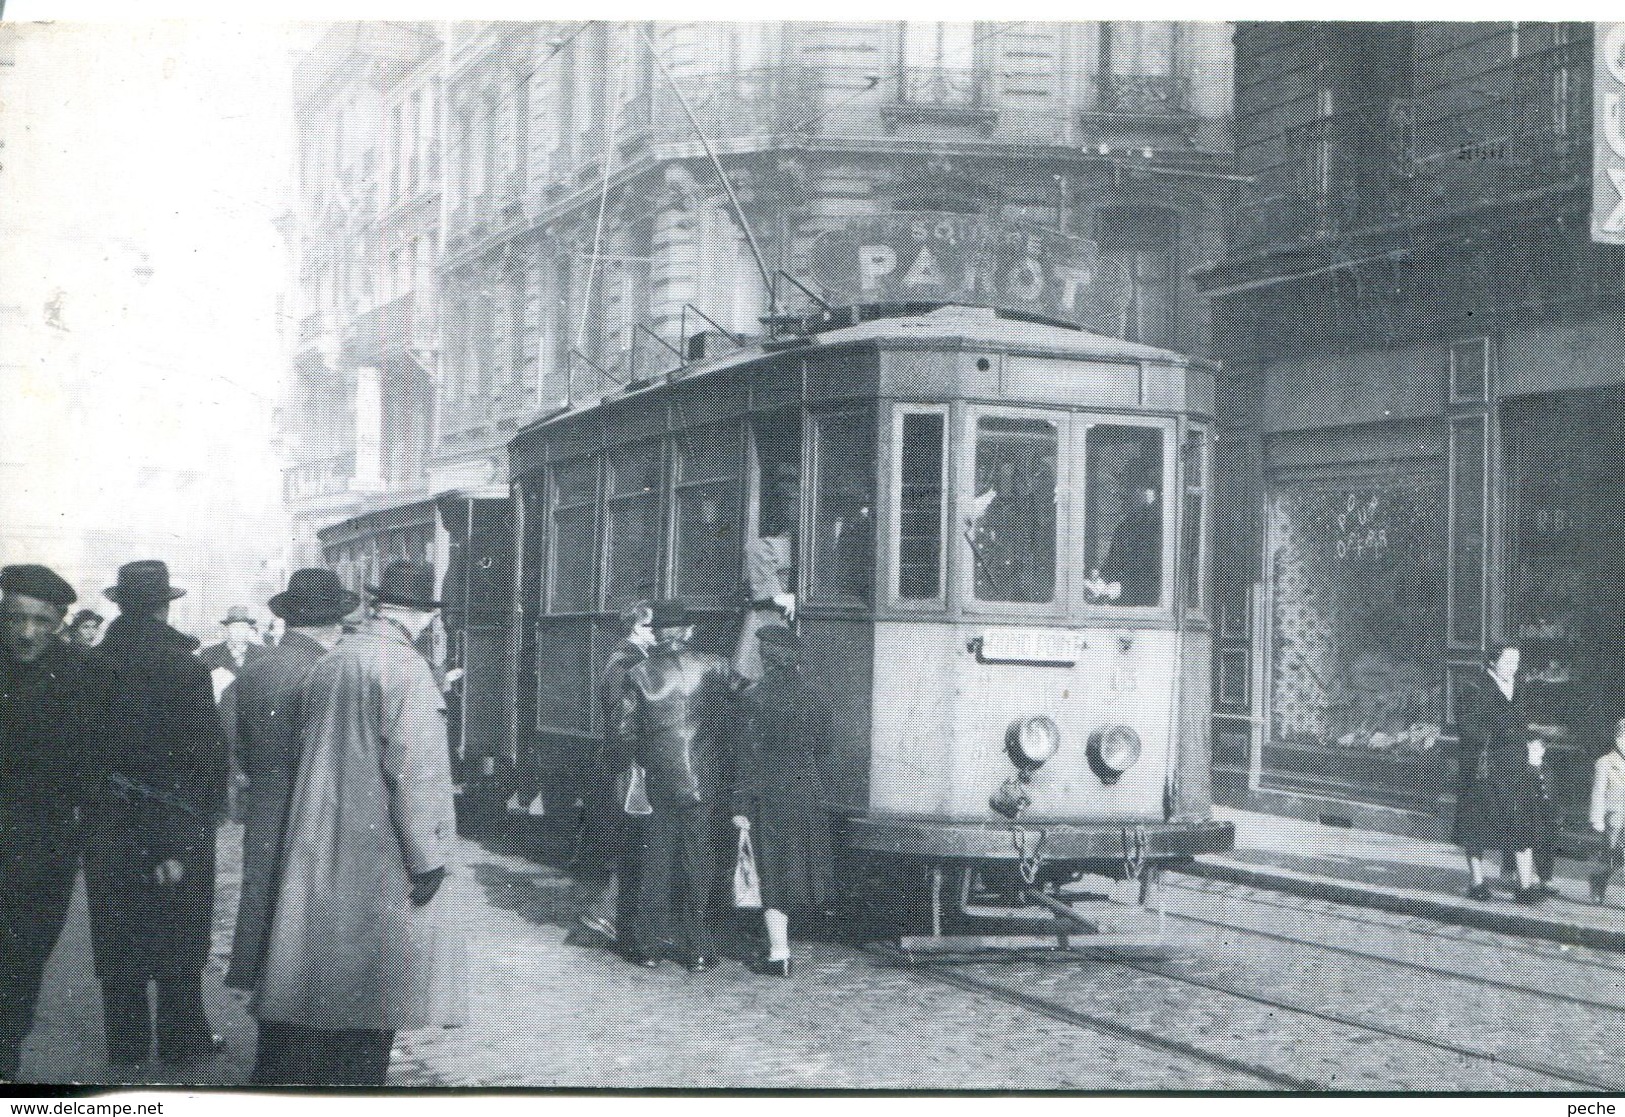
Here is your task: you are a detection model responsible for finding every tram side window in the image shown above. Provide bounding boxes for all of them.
[673,422,743,608]
[549,456,598,613]
[1181,427,1207,612]
[1083,425,1165,608]
[810,408,877,604]
[898,412,946,600]
[605,441,663,610]
[967,417,1058,604]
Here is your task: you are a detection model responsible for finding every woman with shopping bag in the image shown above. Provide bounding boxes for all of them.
[728,624,834,977]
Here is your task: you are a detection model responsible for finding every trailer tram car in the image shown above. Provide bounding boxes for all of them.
[507,303,1233,953]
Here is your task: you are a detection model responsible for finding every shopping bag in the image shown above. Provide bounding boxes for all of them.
[619,763,653,817]
[733,827,763,909]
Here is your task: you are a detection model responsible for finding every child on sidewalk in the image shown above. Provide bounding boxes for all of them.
[1588,716,1625,904]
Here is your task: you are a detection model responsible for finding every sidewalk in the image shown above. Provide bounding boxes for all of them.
[1182,805,1625,950]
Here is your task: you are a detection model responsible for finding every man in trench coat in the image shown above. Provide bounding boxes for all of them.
[253,560,465,1086]
[0,565,117,1080]
[85,560,228,1067]
[224,569,356,995]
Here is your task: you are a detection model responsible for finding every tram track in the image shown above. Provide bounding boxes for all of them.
[1164,876,1625,980]
[866,934,1625,1092]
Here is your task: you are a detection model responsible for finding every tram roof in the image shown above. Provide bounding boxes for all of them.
[516,305,1211,441]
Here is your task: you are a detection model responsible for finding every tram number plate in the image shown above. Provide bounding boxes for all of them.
[979,629,1083,665]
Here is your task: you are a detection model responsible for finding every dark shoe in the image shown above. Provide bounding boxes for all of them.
[159,1034,225,1065]
[622,950,661,968]
[1591,875,1609,904]
[749,956,792,977]
[686,955,717,973]
[1512,886,1545,906]
[1466,883,1493,902]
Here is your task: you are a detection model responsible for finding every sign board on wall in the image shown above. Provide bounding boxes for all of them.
[1593,23,1625,244]
[806,213,1132,334]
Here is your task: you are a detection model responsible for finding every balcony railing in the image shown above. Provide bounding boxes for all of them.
[1098,71,1190,115]
[284,453,355,504]
[898,65,984,108]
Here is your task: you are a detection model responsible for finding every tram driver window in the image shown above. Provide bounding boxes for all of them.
[1083,425,1165,607]
[966,416,1058,604]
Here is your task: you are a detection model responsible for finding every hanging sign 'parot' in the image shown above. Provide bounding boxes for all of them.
[1593,23,1625,244]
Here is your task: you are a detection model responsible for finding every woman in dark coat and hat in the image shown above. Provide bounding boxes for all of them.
[728,624,834,977]
[86,560,229,1066]
[1453,643,1548,904]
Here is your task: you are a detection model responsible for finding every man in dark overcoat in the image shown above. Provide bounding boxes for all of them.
[225,569,356,996]
[0,565,117,1080]
[615,600,739,972]
[85,560,228,1067]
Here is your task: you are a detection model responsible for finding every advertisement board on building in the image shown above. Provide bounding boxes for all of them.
[807,213,1132,334]
[1593,22,1625,244]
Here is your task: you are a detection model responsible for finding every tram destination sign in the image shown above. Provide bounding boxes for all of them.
[807,213,1131,333]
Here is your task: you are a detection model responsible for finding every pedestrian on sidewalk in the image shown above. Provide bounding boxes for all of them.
[253,560,465,1086]
[0,565,118,1081]
[1587,716,1625,903]
[1452,643,1547,904]
[86,561,229,1067]
[615,600,741,972]
[574,599,656,947]
[65,608,104,648]
[728,625,834,978]
[224,569,356,996]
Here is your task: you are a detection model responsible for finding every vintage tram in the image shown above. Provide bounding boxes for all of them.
[505,303,1232,951]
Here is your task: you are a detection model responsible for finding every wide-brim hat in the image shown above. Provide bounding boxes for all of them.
[106,560,186,606]
[366,559,441,610]
[269,568,361,626]
[219,605,258,628]
[649,599,692,629]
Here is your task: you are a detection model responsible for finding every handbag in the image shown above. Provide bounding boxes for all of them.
[618,763,653,817]
[733,826,763,909]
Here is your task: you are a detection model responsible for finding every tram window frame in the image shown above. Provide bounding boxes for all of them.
[958,405,1070,618]
[603,438,666,611]
[671,420,745,610]
[1076,417,1176,616]
[1181,423,1211,617]
[546,454,600,615]
[807,405,879,608]
[888,405,950,608]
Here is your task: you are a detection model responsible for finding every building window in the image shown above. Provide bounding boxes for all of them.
[1099,21,1183,113]
[899,22,980,106]
[1095,205,1180,347]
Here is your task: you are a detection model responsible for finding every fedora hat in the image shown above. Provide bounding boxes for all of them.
[219,605,258,628]
[269,568,361,627]
[366,559,441,610]
[105,560,186,606]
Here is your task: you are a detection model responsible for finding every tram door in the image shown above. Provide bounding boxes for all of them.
[439,494,516,782]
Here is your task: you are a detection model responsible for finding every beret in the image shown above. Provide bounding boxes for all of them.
[0,564,77,608]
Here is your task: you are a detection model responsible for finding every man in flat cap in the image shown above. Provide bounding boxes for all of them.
[0,565,117,1080]
[225,569,356,1003]
[85,560,228,1068]
[615,599,741,972]
[254,560,464,1086]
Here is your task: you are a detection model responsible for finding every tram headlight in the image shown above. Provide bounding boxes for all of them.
[1087,725,1143,785]
[1006,716,1062,770]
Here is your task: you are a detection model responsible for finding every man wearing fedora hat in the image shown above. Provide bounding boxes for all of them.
[86,560,229,1068]
[254,560,465,1086]
[614,599,742,972]
[224,569,356,1014]
[0,564,120,1080]
[199,605,266,679]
